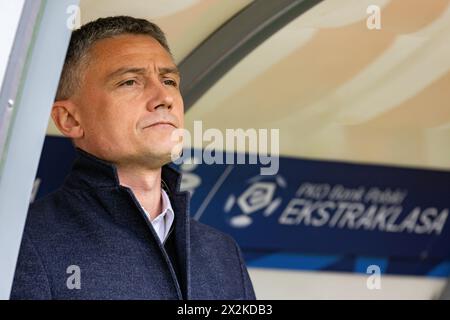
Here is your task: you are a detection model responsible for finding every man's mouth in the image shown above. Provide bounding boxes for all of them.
[144,121,176,129]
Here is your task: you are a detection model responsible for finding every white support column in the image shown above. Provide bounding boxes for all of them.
[0,0,79,299]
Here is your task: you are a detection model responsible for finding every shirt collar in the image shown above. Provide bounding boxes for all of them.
[151,189,174,223]
[145,189,175,243]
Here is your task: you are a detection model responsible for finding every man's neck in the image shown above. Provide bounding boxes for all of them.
[116,164,162,221]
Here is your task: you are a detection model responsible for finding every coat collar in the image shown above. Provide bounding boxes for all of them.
[64,148,183,195]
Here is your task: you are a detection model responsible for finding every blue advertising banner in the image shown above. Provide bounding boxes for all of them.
[34,136,450,277]
[188,157,450,260]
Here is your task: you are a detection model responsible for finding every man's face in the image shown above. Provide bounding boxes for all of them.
[72,34,184,168]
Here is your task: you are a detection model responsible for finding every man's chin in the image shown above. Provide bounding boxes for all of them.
[137,149,175,168]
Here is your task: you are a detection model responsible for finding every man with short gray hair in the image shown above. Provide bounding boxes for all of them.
[11,16,255,300]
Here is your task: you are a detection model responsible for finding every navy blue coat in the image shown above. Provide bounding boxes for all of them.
[10,149,255,300]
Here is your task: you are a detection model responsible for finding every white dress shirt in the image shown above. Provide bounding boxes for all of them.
[141,189,174,243]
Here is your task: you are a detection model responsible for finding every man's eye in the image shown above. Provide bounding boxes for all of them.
[163,79,177,87]
[119,80,137,87]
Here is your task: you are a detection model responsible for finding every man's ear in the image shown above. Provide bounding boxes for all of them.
[51,100,84,139]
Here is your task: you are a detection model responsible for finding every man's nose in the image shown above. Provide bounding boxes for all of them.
[145,79,174,111]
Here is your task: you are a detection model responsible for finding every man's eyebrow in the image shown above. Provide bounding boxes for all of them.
[159,67,180,77]
[105,67,147,81]
[105,66,180,81]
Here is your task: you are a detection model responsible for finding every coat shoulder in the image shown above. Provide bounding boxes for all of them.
[24,187,80,240]
[189,219,238,248]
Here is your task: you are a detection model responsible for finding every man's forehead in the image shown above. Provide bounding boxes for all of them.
[91,35,173,63]
[93,33,165,50]
[88,35,177,77]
